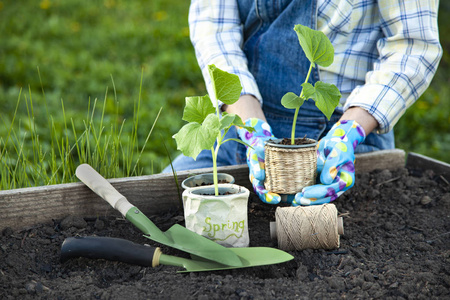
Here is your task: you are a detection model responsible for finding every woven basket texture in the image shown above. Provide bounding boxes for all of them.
[264,140,317,194]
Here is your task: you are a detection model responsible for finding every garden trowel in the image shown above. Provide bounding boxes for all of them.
[61,236,294,273]
[75,164,242,267]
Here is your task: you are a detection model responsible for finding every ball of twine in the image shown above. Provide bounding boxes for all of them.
[274,204,341,250]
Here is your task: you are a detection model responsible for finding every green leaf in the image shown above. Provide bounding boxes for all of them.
[222,138,253,149]
[219,114,235,131]
[294,24,334,68]
[281,92,305,109]
[302,81,341,120]
[208,64,242,105]
[240,125,256,132]
[219,113,255,132]
[173,114,220,159]
[182,95,215,123]
[229,114,245,127]
[301,83,316,99]
[203,113,221,133]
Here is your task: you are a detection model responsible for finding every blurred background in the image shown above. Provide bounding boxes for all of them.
[0,0,448,189]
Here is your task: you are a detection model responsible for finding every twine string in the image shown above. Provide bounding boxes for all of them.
[275,204,340,250]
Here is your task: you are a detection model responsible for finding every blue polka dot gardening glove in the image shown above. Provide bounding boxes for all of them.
[293,120,366,206]
[237,118,281,204]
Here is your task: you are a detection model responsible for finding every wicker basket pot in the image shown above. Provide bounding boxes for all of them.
[264,138,317,194]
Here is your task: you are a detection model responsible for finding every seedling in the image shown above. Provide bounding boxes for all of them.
[173,65,254,196]
[281,24,342,145]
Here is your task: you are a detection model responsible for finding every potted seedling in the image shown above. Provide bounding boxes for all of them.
[173,64,255,247]
[264,24,341,195]
[181,172,235,190]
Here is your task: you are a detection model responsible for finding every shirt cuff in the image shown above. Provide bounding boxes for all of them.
[238,72,262,105]
[344,84,406,134]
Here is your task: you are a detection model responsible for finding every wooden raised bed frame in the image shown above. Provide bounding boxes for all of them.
[1,149,448,231]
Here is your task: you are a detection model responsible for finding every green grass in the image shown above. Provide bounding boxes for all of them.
[0,69,162,189]
[0,0,204,189]
[0,1,448,190]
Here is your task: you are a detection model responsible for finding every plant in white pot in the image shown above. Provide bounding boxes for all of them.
[173,64,255,247]
[181,173,235,190]
[264,24,341,195]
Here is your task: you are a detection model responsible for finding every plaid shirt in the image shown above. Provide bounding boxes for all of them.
[189,0,442,133]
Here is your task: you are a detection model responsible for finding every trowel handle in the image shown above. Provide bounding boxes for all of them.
[75,164,133,216]
[61,236,161,267]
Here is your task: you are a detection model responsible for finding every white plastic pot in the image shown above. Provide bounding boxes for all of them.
[182,184,250,247]
[181,173,235,190]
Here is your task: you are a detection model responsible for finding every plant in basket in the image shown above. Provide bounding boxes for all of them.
[264,24,341,195]
[173,64,255,247]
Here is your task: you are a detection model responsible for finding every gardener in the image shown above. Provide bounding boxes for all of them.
[165,0,442,206]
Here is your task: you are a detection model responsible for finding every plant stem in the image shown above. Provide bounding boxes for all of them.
[212,96,222,196]
[215,99,220,117]
[291,107,300,144]
[291,63,314,144]
[211,146,219,196]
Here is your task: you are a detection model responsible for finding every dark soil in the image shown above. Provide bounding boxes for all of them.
[1,167,449,299]
[195,179,230,187]
[197,192,234,195]
[278,136,312,145]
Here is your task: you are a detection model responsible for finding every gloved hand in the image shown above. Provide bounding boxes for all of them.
[293,120,366,206]
[237,118,281,204]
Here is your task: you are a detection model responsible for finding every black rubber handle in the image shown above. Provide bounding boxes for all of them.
[60,236,157,267]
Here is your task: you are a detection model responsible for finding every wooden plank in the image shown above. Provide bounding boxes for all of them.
[0,166,252,231]
[406,152,450,181]
[0,149,405,231]
[0,174,178,232]
[354,149,406,173]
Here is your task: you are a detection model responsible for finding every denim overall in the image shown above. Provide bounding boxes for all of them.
[165,0,394,172]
